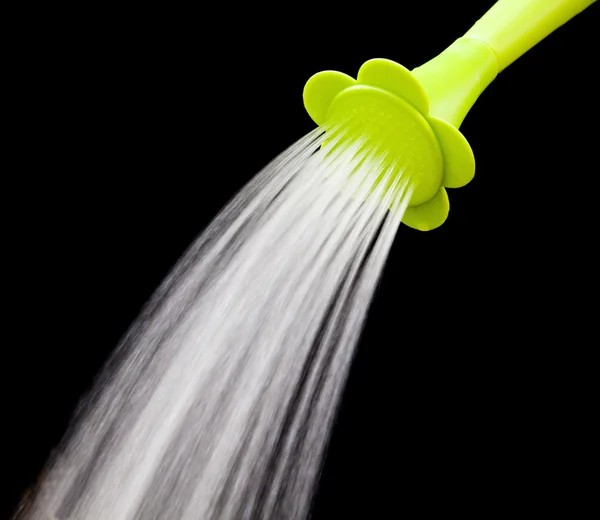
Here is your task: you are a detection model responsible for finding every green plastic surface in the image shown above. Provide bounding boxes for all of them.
[463,0,597,72]
[303,0,596,230]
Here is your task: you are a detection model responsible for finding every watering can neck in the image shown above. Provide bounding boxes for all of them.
[412,0,597,129]
[411,37,498,129]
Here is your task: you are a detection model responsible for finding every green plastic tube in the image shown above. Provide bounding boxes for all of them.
[464,0,596,72]
[412,0,597,128]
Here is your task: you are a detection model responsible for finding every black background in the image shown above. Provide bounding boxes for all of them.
[5,1,598,517]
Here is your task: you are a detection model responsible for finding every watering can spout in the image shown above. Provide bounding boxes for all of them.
[303,0,596,231]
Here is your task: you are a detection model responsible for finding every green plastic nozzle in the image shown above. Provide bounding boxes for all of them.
[303,0,596,230]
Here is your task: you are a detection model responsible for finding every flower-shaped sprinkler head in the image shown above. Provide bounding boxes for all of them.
[303,0,596,230]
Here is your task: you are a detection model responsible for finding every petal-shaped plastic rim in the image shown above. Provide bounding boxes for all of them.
[402,187,449,231]
[303,71,357,126]
[357,58,429,117]
[427,116,475,188]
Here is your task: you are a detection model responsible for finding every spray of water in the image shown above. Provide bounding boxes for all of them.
[18,123,414,520]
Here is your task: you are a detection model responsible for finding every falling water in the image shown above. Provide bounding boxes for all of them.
[18,123,413,520]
